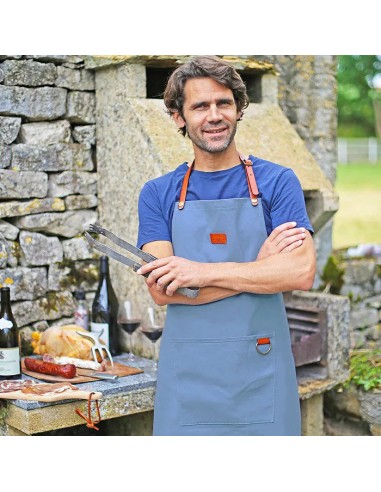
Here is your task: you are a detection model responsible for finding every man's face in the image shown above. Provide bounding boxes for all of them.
[174,77,241,154]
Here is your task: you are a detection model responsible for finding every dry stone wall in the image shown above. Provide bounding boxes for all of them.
[0,54,339,358]
[0,55,99,355]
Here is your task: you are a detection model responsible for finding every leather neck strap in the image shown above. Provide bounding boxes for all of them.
[178,154,259,210]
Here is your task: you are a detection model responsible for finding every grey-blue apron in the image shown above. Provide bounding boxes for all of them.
[153,159,301,436]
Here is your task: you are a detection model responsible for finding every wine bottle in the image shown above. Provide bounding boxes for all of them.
[91,256,121,356]
[74,289,89,330]
[0,287,21,380]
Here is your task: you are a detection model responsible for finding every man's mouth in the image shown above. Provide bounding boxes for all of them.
[203,127,227,135]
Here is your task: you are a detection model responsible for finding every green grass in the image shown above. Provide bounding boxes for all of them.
[332,162,381,250]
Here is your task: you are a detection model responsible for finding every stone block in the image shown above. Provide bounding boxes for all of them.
[0,219,19,240]
[18,120,71,145]
[11,143,94,172]
[48,260,99,292]
[12,291,76,327]
[19,231,63,266]
[0,116,21,144]
[48,171,97,197]
[343,259,377,285]
[66,91,95,124]
[13,210,98,238]
[341,283,373,299]
[72,125,96,146]
[96,62,146,98]
[4,240,20,268]
[0,59,56,86]
[0,145,12,168]
[0,237,7,268]
[300,394,324,436]
[370,424,381,436]
[0,197,65,219]
[64,194,97,210]
[349,307,379,330]
[0,86,67,121]
[358,389,381,426]
[55,66,95,90]
[0,267,47,300]
[25,55,83,64]
[62,236,94,260]
[0,170,48,199]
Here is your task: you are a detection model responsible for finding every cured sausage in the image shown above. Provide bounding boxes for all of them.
[24,358,76,379]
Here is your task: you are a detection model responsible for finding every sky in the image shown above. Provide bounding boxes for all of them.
[0,1,378,55]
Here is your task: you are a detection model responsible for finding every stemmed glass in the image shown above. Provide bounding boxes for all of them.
[140,307,163,366]
[118,300,141,362]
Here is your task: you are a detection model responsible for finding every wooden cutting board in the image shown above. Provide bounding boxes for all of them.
[0,388,102,402]
[22,359,143,383]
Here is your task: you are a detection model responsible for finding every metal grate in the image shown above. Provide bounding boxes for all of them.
[286,306,327,367]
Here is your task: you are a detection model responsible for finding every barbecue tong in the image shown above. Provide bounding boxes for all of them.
[84,224,200,299]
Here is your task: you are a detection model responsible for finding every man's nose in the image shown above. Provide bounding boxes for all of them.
[207,105,222,122]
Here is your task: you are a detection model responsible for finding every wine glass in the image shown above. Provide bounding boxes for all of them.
[140,307,163,366]
[118,300,141,362]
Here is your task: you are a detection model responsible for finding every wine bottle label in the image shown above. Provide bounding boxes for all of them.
[91,322,109,347]
[0,347,20,376]
[0,318,13,329]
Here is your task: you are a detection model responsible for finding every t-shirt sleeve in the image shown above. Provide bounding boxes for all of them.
[137,182,172,249]
[270,168,314,234]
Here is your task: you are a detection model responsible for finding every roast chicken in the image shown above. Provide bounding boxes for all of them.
[32,325,96,360]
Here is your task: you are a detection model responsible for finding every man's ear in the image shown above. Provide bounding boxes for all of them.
[173,111,186,130]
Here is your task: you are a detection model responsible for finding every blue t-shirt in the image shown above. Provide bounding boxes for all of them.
[137,155,313,249]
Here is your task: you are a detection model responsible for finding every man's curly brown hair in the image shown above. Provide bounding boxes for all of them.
[163,56,249,136]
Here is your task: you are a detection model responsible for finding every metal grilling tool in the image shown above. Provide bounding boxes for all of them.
[84,224,200,299]
[76,329,114,366]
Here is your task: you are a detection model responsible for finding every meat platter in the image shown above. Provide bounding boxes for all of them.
[21,358,143,383]
[0,379,102,402]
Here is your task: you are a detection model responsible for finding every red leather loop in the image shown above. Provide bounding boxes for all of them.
[240,155,259,206]
[75,392,102,431]
[178,154,260,210]
[178,161,194,209]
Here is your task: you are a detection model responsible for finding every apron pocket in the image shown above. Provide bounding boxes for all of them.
[172,335,275,426]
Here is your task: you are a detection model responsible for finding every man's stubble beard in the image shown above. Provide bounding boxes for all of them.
[186,120,238,154]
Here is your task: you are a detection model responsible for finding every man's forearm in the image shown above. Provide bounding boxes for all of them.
[147,284,240,306]
[202,234,316,294]
[140,233,316,297]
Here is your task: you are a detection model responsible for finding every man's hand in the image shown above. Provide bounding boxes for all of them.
[137,256,206,296]
[256,222,307,261]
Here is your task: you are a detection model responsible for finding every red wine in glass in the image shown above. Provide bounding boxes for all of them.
[141,327,163,342]
[119,319,141,334]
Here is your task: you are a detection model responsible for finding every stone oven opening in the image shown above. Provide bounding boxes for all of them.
[146,66,262,103]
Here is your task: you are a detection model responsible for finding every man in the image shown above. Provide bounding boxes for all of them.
[137,55,316,436]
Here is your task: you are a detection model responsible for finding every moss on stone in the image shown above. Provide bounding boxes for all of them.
[57,259,99,289]
[321,255,345,294]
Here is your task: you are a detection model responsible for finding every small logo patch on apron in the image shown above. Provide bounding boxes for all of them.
[210,233,227,244]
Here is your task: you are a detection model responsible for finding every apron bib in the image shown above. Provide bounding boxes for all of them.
[153,159,301,436]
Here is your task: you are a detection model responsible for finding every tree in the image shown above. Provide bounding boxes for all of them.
[337,55,381,137]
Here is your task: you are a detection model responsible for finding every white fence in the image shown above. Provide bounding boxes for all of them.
[338,138,381,164]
